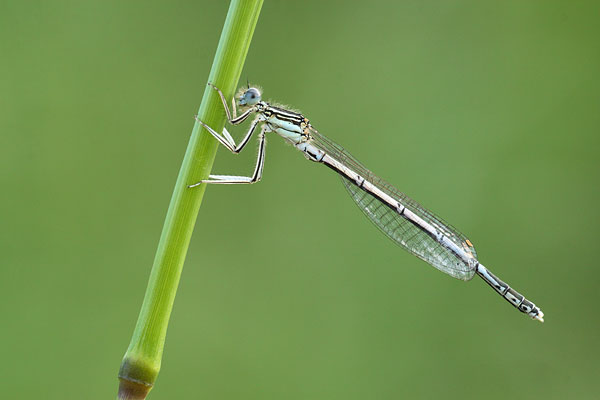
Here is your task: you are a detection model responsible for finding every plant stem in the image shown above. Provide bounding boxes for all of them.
[117,1,264,399]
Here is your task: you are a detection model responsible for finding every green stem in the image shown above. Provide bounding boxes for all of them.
[117,1,264,399]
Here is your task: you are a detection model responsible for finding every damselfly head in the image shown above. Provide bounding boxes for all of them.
[238,87,262,107]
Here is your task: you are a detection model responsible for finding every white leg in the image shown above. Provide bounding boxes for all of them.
[188,126,268,187]
[221,127,236,147]
[195,115,261,154]
[208,82,254,125]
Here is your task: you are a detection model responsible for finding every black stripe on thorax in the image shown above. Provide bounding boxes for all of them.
[264,104,304,124]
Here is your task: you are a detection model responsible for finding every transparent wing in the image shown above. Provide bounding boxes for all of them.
[309,128,477,281]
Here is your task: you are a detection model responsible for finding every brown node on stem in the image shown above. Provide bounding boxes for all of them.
[118,377,153,400]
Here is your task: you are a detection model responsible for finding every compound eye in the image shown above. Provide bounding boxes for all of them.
[241,87,261,106]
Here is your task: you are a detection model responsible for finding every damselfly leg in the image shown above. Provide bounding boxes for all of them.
[209,82,254,125]
[195,115,261,154]
[188,124,267,186]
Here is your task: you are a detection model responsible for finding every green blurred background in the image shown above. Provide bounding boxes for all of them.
[2,1,599,399]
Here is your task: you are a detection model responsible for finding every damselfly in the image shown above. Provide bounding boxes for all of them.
[189,83,544,322]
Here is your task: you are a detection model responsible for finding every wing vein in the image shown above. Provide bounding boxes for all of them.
[309,128,478,281]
